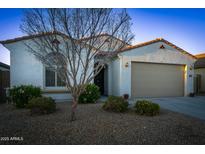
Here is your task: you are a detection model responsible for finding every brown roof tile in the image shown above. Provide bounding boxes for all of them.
[0,31,100,52]
[0,32,131,47]
[0,62,10,69]
[195,53,205,59]
[118,38,196,59]
[194,53,205,68]
[0,31,67,44]
[195,58,205,68]
[0,33,196,60]
[79,33,131,46]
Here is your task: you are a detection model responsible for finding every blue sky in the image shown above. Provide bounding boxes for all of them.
[1,8,205,65]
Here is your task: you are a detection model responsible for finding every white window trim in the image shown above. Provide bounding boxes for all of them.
[44,65,66,89]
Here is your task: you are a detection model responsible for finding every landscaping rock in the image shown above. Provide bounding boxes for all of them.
[0,103,205,144]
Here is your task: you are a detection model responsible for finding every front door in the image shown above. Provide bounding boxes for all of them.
[94,67,104,95]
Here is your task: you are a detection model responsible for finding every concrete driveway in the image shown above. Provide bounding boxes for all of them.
[130,96,205,120]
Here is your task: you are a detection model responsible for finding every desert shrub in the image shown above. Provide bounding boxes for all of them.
[134,100,160,116]
[9,85,42,108]
[27,97,56,115]
[102,96,128,112]
[79,84,100,104]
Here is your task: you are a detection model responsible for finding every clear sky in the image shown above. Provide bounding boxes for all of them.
[1,8,205,65]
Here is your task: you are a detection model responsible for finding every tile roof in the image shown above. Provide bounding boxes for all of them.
[195,53,205,59]
[0,62,10,69]
[0,32,196,60]
[117,38,196,59]
[0,31,100,52]
[194,53,205,68]
[0,31,67,45]
[0,31,130,46]
[194,58,205,69]
[0,32,131,54]
[79,33,131,46]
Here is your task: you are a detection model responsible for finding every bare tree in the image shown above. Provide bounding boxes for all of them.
[20,8,134,121]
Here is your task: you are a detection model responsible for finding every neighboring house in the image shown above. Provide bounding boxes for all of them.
[194,53,205,94]
[0,33,196,101]
[0,62,10,102]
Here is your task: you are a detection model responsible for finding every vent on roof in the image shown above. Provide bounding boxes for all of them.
[160,45,165,49]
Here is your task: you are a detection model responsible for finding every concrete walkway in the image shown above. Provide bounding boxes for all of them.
[130,96,205,120]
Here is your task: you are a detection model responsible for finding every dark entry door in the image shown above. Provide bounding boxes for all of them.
[94,68,104,95]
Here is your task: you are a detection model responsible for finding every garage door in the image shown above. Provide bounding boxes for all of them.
[131,62,185,97]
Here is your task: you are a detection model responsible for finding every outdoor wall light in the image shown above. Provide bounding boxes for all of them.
[52,38,60,52]
[125,62,129,67]
[189,64,194,70]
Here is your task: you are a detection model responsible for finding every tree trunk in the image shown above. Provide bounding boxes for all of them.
[70,99,78,121]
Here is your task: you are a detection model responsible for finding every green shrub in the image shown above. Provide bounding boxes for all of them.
[134,100,160,116]
[102,96,128,112]
[27,97,56,115]
[79,84,100,104]
[9,85,42,108]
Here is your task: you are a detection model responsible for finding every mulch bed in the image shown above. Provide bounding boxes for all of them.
[0,102,205,145]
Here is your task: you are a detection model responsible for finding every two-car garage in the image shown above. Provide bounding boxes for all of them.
[131,62,185,98]
[111,39,196,98]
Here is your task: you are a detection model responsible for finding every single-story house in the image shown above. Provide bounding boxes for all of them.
[0,33,197,101]
[194,53,205,94]
[0,62,10,102]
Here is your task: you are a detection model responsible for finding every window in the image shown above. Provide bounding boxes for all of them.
[57,74,66,86]
[45,67,66,87]
[45,68,55,87]
[44,52,67,87]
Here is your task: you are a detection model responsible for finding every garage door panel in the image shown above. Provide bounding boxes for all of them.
[131,62,184,97]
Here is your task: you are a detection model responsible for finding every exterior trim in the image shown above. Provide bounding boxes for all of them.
[195,53,205,59]
[0,31,130,47]
[0,31,99,52]
[118,38,196,59]
[0,31,66,45]
[0,62,10,70]
[80,33,131,46]
[0,32,195,60]
[131,61,186,66]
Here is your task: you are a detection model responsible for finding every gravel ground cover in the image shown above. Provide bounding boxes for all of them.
[0,102,205,145]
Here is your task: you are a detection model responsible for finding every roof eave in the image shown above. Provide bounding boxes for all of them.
[0,62,10,69]
[117,38,197,59]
